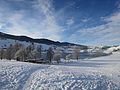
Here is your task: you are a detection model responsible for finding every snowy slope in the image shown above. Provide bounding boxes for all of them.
[90,51,120,60]
[0,39,30,48]
[0,51,120,90]
[0,39,50,50]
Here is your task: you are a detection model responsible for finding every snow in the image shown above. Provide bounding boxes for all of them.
[0,39,50,50]
[0,60,50,90]
[90,51,120,60]
[106,46,120,53]
[0,52,120,90]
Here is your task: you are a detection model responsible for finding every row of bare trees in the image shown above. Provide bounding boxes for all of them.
[0,43,81,64]
[65,46,81,61]
[0,43,41,61]
[0,43,22,60]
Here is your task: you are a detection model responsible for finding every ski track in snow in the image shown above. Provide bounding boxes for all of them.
[24,66,120,90]
[0,61,50,90]
[0,52,120,90]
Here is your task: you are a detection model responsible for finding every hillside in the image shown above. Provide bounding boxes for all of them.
[0,32,87,49]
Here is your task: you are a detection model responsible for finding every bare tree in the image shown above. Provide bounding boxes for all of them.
[5,44,13,60]
[53,49,61,64]
[36,45,42,59]
[47,47,54,64]
[11,43,23,60]
[66,54,72,62]
[0,48,5,60]
[15,47,27,61]
[73,46,80,60]
[31,48,41,60]
[25,44,35,60]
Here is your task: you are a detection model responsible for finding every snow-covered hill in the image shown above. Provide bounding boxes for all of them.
[0,52,120,90]
[0,32,87,49]
[0,38,51,50]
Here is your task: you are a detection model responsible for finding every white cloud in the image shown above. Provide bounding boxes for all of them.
[81,18,90,22]
[10,0,25,2]
[66,17,74,26]
[115,0,120,9]
[31,0,64,40]
[0,0,63,41]
[0,0,120,45]
[68,10,120,45]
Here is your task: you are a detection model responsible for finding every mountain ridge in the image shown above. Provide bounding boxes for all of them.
[0,32,87,49]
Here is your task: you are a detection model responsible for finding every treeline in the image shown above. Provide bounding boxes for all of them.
[0,43,81,64]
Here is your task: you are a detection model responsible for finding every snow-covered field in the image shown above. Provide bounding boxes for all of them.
[90,51,120,60]
[0,52,120,90]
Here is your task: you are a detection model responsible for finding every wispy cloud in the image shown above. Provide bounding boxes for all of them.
[115,0,120,9]
[68,8,120,45]
[0,0,63,41]
[0,0,120,45]
[66,17,74,26]
[33,0,64,40]
[81,18,90,22]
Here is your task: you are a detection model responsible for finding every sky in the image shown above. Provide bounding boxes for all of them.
[0,0,120,45]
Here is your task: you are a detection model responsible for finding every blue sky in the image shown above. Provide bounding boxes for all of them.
[0,0,120,45]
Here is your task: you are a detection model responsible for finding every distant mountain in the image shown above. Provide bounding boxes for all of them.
[0,32,87,49]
